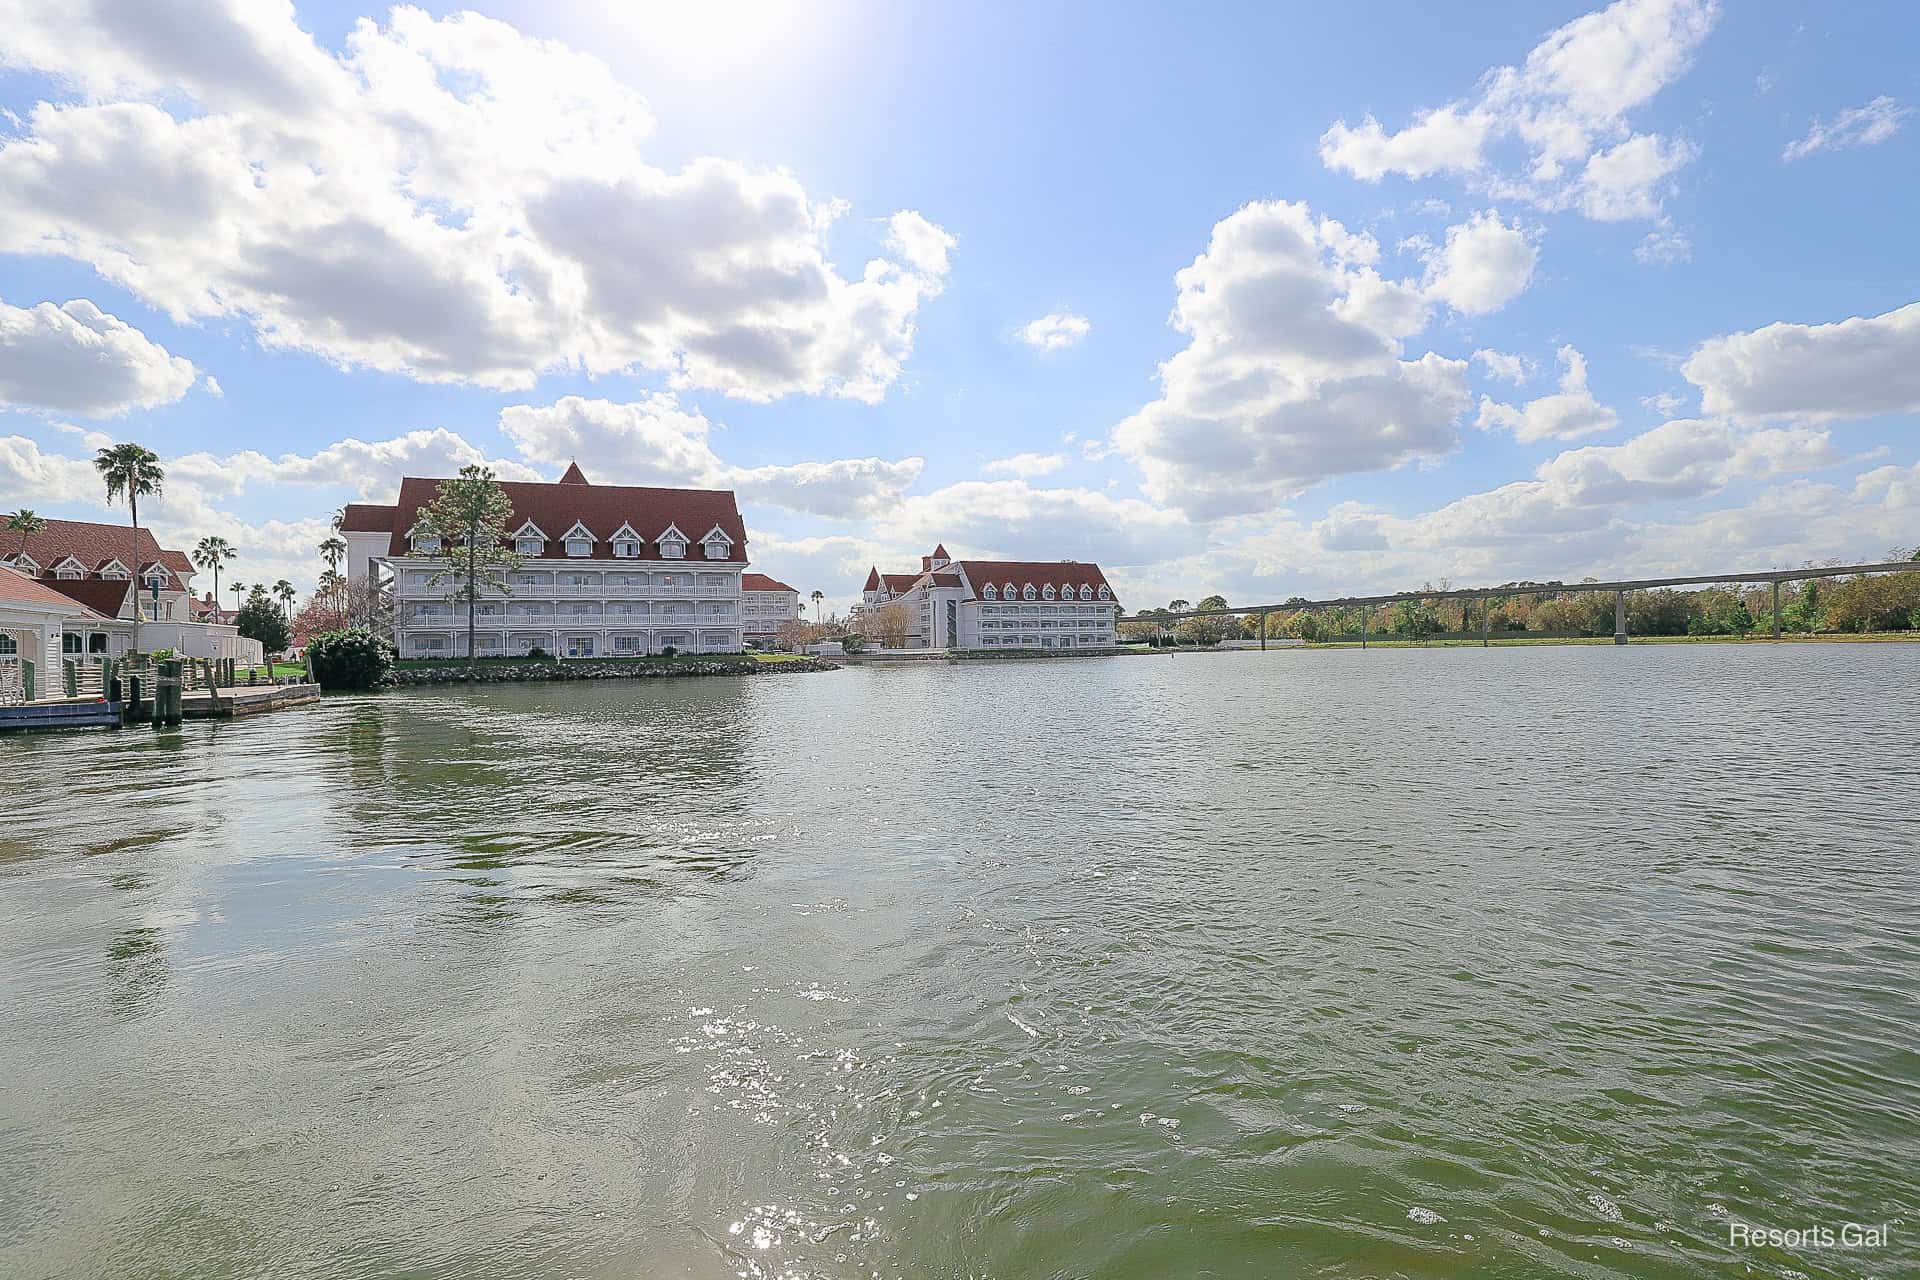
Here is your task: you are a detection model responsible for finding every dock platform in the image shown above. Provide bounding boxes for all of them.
[181,683,322,718]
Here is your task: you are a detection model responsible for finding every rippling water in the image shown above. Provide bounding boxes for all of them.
[3,646,1918,1279]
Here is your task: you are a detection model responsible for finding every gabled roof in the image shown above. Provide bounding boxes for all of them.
[44,577,133,619]
[956,560,1115,602]
[7,517,192,579]
[932,543,950,558]
[743,573,797,592]
[864,566,881,591]
[558,461,590,484]
[338,503,398,534]
[1,565,110,616]
[880,573,922,593]
[382,477,747,563]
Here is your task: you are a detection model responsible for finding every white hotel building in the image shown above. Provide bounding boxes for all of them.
[858,544,1121,650]
[341,464,749,659]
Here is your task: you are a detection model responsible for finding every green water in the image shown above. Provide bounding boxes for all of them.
[3,646,1916,1278]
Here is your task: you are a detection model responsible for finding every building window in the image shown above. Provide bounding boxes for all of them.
[516,537,543,555]
[566,538,591,557]
[0,634,14,655]
[660,539,686,559]
[613,634,645,654]
[413,535,441,554]
[983,584,997,599]
[704,539,729,559]
[614,540,640,558]
[565,635,596,658]
[1079,585,1092,600]
[1098,585,1111,599]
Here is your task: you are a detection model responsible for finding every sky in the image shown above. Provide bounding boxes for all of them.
[0,0,1916,613]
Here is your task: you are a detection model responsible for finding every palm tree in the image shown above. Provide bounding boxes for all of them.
[318,534,346,574]
[273,579,297,620]
[193,535,236,613]
[6,509,46,565]
[811,589,824,622]
[95,443,164,642]
[229,580,249,617]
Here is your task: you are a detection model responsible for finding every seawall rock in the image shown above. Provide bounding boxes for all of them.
[387,657,839,686]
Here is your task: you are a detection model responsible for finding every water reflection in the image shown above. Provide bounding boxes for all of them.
[1,647,1917,1279]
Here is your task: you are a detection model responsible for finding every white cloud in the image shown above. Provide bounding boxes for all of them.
[1783,96,1910,161]
[1017,311,1092,351]
[1112,200,1470,519]
[498,394,922,517]
[1634,227,1692,265]
[0,296,196,416]
[1683,301,1920,421]
[1640,390,1688,416]
[172,428,541,501]
[982,452,1067,478]
[0,3,949,400]
[1421,210,1538,314]
[201,375,224,397]
[875,480,1198,569]
[1473,348,1534,384]
[1475,345,1619,442]
[1320,0,1716,222]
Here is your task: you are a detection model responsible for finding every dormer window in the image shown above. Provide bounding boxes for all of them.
[98,560,127,580]
[1023,584,1037,600]
[1098,585,1111,600]
[1079,585,1092,600]
[614,539,640,558]
[700,525,734,561]
[982,584,997,600]
[12,554,38,576]
[656,523,689,560]
[1042,584,1056,600]
[52,557,85,580]
[704,539,728,560]
[511,520,548,557]
[144,570,169,589]
[558,521,596,557]
[413,534,441,555]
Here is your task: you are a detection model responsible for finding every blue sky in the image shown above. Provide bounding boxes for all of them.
[1,0,1915,610]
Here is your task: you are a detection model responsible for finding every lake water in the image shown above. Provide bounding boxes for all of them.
[3,646,1918,1279]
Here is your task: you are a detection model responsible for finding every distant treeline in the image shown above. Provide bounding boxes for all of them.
[1126,556,1920,644]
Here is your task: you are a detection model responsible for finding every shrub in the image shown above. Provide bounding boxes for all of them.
[660,644,678,658]
[306,628,396,690]
[840,632,868,654]
[526,645,550,660]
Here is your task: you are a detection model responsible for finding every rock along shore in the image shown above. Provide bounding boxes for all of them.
[387,657,839,686]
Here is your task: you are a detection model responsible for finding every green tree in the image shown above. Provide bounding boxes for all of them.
[1168,598,1191,612]
[1391,598,1442,640]
[229,581,249,615]
[6,508,46,564]
[413,465,523,672]
[272,579,297,622]
[237,589,293,662]
[1196,594,1227,610]
[192,535,236,611]
[811,589,824,622]
[318,534,347,576]
[94,443,164,633]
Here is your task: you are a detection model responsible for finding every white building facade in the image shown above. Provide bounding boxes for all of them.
[741,573,802,647]
[858,545,1121,651]
[342,465,751,659]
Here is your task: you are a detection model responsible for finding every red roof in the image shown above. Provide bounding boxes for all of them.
[863,566,881,591]
[44,578,132,619]
[338,503,398,533]
[558,462,590,484]
[743,573,797,593]
[5,517,192,581]
[932,543,949,558]
[880,573,921,593]
[0,566,107,615]
[380,475,748,563]
[957,560,1115,602]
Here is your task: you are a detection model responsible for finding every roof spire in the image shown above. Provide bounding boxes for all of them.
[558,460,590,485]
